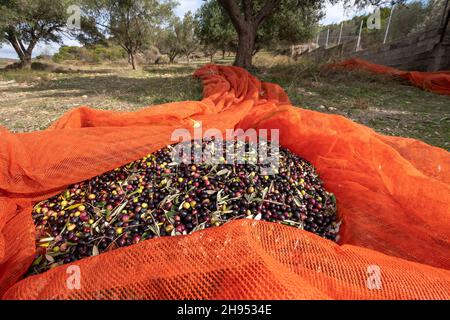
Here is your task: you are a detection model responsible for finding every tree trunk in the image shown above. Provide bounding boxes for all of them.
[187,54,190,64]
[222,50,226,60]
[18,54,32,69]
[210,54,213,63]
[128,51,136,70]
[234,24,256,69]
[7,33,33,69]
[217,0,282,70]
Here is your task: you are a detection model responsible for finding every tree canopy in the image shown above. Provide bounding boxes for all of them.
[0,0,74,68]
[195,1,236,58]
[80,0,176,69]
[158,12,199,63]
[197,0,325,68]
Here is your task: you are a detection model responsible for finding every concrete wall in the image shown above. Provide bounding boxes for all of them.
[302,27,450,71]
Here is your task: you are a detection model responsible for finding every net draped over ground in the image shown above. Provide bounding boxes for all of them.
[0,63,449,299]
[328,58,450,95]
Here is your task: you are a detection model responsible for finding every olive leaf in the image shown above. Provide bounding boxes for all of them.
[165,211,177,218]
[330,193,337,205]
[32,255,43,266]
[64,203,83,211]
[109,201,128,223]
[147,210,160,237]
[281,220,304,230]
[296,188,304,199]
[92,245,99,256]
[261,186,269,201]
[293,196,303,207]
[192,222,207,232]
[216,168,230,176]
[45,254,55,263]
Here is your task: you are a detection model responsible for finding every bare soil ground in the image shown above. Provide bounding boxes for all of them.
[0,53,448,150]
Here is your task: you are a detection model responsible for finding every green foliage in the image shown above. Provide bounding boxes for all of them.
[257,0,324,50]
[53,45,126,64]
[176,12,199,59]
[158,25,180,62]
[76,15,108,47]
[195,1,236,52]
[0,0,71,43]
[158,12,199,62]
[197,0,324,54]
[81,0,177,68]
[0,0,74,66]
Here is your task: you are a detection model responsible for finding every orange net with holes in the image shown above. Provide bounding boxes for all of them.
[327,58,450,95]
[0,64,449,300]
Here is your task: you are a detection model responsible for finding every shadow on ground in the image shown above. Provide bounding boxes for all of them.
[2,72,203,105]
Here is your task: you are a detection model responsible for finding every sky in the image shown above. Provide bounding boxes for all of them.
[0,0,372,59]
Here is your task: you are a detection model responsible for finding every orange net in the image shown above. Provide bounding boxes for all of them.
[327,58,450,95]
[0,64,449,299]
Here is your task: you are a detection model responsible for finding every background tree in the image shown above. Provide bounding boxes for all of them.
[0,0,73,69]
[349,0,405,7]
[81,0,176,69]
[195,1,236,59]
[215,0,411,69]
[255,0,324,53]
[201,44,219,62]
[177,12,199,64]
[157,21,182,63]
[208,0,327,68]
[217,0,283,68]
[158,12,199,64]
[76,16,108,47]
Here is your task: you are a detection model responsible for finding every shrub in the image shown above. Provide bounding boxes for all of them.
[53,45,127,64]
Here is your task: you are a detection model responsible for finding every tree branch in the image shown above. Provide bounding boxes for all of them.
[242,0,254,22]
[218,0,245,31]
[255,0,282,26]
[6,29,25,59]
[18,37,27,54]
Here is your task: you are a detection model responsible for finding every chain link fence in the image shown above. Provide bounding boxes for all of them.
[314,0,449,53]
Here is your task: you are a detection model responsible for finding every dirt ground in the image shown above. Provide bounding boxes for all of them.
[0,54,449,150]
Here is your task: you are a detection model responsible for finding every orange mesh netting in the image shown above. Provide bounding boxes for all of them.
[0,64,449,300]
[327,58,450,95]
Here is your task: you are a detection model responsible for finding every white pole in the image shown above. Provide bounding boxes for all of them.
[356,20,363,51]
[326,29,330,47]
[338,22,343,45]
[384,5,395,44]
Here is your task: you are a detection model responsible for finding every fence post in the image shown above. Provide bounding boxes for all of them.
[440,0,449,27]
[338,22,343,45]
[440,0,450,43]
[356,20,363,51]
[384,5,395,44]
[326,29,330,47]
